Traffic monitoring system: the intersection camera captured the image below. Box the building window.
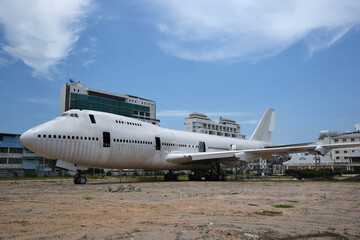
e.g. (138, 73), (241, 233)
(10, 148), (23, 154)
(344, 150), (347, 154)
(0, 158), (7, 164)
(351, 139), (355, 142)
(0, 147), (8, 153)
(334, 140), (338, 143)
(8, 158), (22, 164)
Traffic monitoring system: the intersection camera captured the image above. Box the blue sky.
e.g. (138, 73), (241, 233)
(0, 0), (359, 144)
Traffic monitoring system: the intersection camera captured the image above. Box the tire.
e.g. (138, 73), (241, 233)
(79, 176), (87, 184)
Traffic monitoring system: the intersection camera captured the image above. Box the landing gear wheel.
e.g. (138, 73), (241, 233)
(74, 174), (87, 184)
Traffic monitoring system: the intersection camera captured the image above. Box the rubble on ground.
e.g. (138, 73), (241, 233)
(107, 184), (141, 193)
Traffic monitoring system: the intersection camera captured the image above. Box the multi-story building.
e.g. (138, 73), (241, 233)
(184, 112), (246, 139)
(60, 82), (159, 125)
(0, 133), (23, 177)
(0, 133), (58, 177)
(284, 124), (360, 173)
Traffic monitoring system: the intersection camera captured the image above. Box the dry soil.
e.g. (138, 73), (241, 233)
(0, 179), (359, 240)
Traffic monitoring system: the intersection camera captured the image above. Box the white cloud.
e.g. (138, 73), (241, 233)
(150, 0), (360, 61)
(0, 0), (93, 78)
(26, 98), (51, 104)
(239, 120), (259, 125)
(157, 110), (191, 117)
(81, 37), (98, 67)
(157, 110), (253, 118)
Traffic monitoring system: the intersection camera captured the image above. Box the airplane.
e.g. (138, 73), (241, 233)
(20, 108), (360, 184)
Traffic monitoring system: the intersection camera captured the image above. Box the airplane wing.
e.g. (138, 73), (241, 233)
(165, 142), (360, 164)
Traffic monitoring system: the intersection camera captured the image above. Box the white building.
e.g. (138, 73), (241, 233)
(284, 124), (360, 172)
(184, 112), (246, 139)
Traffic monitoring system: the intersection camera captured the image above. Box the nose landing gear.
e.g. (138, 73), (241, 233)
(74, 170), (87, 184)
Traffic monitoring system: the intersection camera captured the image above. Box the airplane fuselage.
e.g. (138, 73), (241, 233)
(20, 109), (270, 170)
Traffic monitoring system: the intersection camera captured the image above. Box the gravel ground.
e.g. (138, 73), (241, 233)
(0, 179), (359, 240)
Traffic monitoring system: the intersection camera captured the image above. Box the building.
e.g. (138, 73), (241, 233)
(184, 112), (246, 139)
(0, 133), (23, 177)
(284, 124), (360, 173)
(283, 155), (335, 170)
(60, 82), (159, 125)
(0, 133), (59, 177)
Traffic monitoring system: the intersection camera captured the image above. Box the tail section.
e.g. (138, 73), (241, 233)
(249, 108), (275, 143)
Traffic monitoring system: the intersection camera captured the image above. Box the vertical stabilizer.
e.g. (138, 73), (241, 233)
(249, 108), (275, 143)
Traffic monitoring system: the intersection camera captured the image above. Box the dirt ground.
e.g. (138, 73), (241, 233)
(0, 179), (359, 240)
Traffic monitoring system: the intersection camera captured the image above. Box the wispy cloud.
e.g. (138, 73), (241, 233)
(150, 0), (360, 62)
(26, 98), (53, 105)
(157, 110), (191, 117)
(157, 110), (253, 118)
(239, 120), (259, 125)
(81, 37), (98, 67)
(0, 0), (93, 79)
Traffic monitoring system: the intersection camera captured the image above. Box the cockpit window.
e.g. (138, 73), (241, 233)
(61, 113), (79, 118)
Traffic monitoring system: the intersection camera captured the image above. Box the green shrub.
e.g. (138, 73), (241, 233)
(25, 170), (37, 177)
(285, 169), (336, 179)
(340, 170), (354, 175)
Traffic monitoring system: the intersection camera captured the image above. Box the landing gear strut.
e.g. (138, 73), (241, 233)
(74, 170), (87, 184)
(204, 161), (227, 181)
(189, 162), (227, 181)
(164, 170), (178, 181)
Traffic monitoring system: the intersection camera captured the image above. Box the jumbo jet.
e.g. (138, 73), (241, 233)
(20, 108), (360, 184)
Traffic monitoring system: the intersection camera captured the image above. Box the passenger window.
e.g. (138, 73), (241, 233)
(89, 114), (96, 124)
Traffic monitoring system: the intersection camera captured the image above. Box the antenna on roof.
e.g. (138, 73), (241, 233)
(67, 71), (74, 84)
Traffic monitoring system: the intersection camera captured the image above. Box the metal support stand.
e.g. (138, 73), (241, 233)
(314, 153), (321, 169)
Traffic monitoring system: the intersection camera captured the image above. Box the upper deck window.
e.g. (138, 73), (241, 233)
(89, 114), (96, 124)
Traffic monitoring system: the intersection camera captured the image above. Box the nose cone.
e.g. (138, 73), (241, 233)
(20, 129), (36, 151)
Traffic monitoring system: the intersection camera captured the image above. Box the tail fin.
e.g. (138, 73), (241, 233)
(249, 108), (275, 142)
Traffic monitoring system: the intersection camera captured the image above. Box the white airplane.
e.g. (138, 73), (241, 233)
(20, 108), (360, 184)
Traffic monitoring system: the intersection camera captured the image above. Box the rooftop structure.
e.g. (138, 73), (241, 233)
(60, 82), (159, 125)
(184, 112), (246, 139)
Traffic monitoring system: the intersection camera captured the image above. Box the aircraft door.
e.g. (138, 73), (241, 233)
(230, 144), (236, 150)
(199, 141), (206, 152)
(103, 132), (111, 148)
(155, 137), (161, 150)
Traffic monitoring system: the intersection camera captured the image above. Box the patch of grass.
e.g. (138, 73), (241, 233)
(262, 210), (283, 215)
(83, 195), (93, 200)
(287, 200), (299, 203)
(272, 204), (294, 208)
